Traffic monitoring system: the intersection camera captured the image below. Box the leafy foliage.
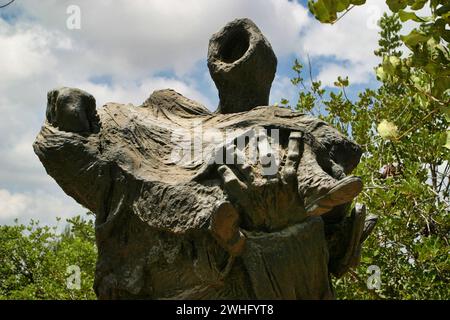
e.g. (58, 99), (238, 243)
(282, 13), (449, 299)
(308, 0), (450, 148)
(0, 215), (97, 299)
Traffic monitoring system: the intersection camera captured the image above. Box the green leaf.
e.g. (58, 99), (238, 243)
(409, 0), (428, 10)
(308, 0), (368, 23)
(336, 0), (351, 12)
(401, 29), (430, 48)
(433, 75), (450, 97)
(444, 131), (450, 149)
(382, 56), (402, 76)
(389, 55), (401, 68)
(398, 10), (427, 22)
(435, 3), (450, 16)
(350, 0), (366, 4)
(441, 107), (450, 122)
(376, 66), (387, 81)
(308, 0), (337, 23)
(334, 76), (350, 87)
(424, 62), (440, 76)
(386, 0), (408, 12)
(441, 29), (450, 42)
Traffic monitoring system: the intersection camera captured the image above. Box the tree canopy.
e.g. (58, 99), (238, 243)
(280, 9), (449, 299)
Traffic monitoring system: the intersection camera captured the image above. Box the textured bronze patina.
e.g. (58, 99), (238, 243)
(34, 19), (376, 299)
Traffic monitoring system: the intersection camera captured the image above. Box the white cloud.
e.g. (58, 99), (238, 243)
(14, 0), (310, 78)
(300, 0), (388, 86)
(0, 188), (85, 225)
(78, 77), (213, 108)
(315, 62), (374, 87)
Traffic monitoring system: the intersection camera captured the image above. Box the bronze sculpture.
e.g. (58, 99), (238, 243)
(34, 18), (376, 299)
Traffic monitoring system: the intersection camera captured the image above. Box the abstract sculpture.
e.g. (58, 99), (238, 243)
(34, 18), (376, 299)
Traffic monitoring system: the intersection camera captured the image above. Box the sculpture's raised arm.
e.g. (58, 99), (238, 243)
(33, 88), (107, 215)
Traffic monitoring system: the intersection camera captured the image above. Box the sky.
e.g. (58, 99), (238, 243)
(0, 0), (391, 226)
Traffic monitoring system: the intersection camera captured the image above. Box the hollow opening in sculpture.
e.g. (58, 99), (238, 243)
(218, 27), (250, 63)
